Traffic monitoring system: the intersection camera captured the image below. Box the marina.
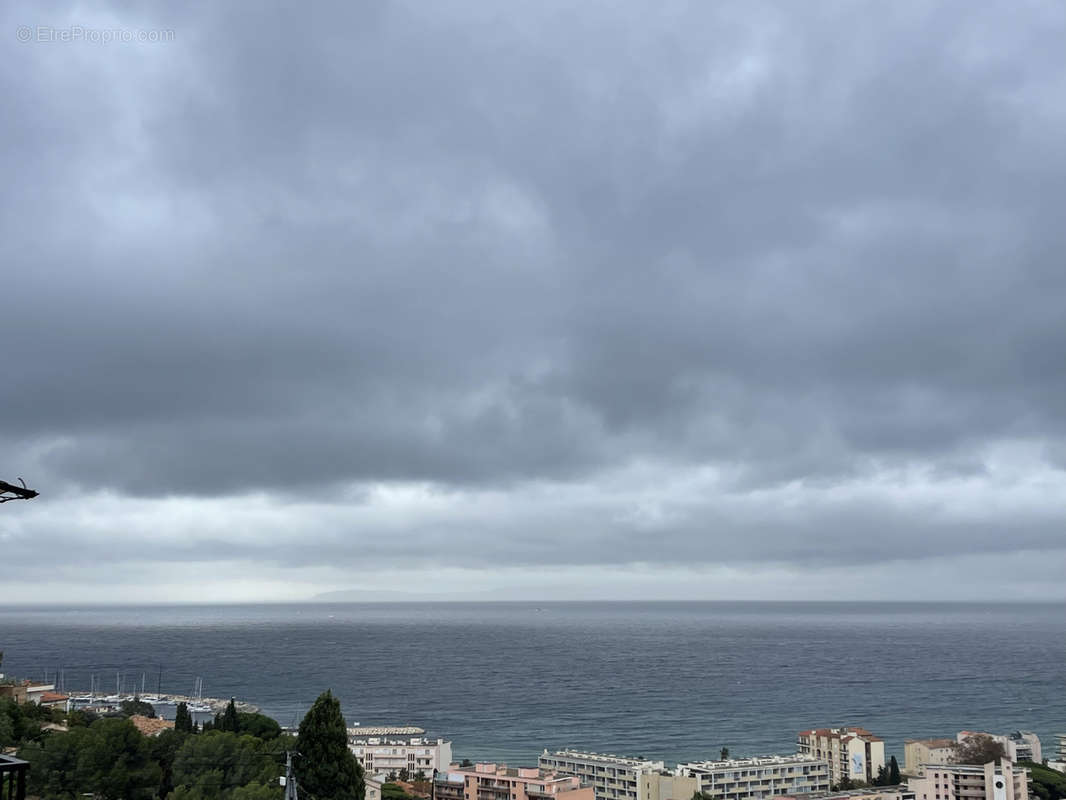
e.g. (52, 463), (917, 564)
(60, 672), (259, 718)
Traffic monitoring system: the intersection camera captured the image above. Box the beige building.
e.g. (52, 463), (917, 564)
(904, 740), (957, 776)
(366, 774), (385, 800)
(798, 728), (885, 787)
(676, 754), (832, 800)
(906, 761), (1027, 800)
(539, 750), (666, 800)
(434, 763), (595, 800)
(640, 773), (701, 800)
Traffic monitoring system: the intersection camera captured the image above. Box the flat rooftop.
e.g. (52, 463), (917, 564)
(347, 726), (426, 736)
(542, 750), (665, 767)
(679, 755), (828, 770)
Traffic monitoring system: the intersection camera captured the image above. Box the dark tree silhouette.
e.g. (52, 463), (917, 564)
(0, 478), (38, 503)
(954, 734), (1008, 765)
(295, 690), (364, 800)
(889, 756), (901, 784)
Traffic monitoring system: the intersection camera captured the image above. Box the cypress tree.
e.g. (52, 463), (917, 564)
(222, 698), (240, 733)
(888, 756), (901, 785)
(295, 690), (364, 800)
(174, 702), (193, 733)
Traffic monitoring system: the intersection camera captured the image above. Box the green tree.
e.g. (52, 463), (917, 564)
(172, 730), (280, 798)
(383, 784), (415, 800)
(22, 724), (86, 798)
(1021, 761), (1066, 800)
(150, 727), (187, 799)
(888, 756), (901, 785)
(175, 702), (194, 733)
(231, 782), (283, 800)
(398, 767), (410, 782)
(26, 717), (161, 800)
(953, 734), (1007, 765)
(295, 691), (364, 800)
(414, 769), (427, 783)
(720, 747), (729, 761)
(120, 698), (158, 719)
(68, 708), (99, 728)
(874, 766), (888, 786)
(236, 712), (281, 741)
(217, 699), (240, 733)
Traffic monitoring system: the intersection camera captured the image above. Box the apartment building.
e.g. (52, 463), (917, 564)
(798, 728), (885, 786)
(1048, 735), (1066, 772)
(907, 760), (1028, 800)
(539, 750), (666, 800)
(676, 754), (832, 800)
(640, 773), (701, 800)
(365, 775), (384, 800)
(347, 737), (452, 775)
(956, 732), (1041, 764)
(775, 788), (916, 800)
(904, 740), (957, 776)
(434, 763), (595, 800)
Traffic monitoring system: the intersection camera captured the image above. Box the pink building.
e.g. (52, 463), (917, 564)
(434, 763), (595, 800)
(907, 760), (1028, 800)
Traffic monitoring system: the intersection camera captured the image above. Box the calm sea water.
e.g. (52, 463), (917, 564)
(1, 602), (1064, 764)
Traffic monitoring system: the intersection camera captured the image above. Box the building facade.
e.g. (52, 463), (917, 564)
(906, 761), (1027, 800)
(798, 729), (885, 786)
(775, 788), (916, 800)
(955, 732), (1041, 764)
(1048, 735), (1066, 772)
(640, 773), (701, 800)
(904, 740), (957, 776)
(434, 763), (595, 800)
(365, 775), (384, 800)
(539, 750), (666, 800)
(348, 737), (452, 776)
(676, 755), (831, 800)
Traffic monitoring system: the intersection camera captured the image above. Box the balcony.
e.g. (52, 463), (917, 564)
(0, 755), (28, 800)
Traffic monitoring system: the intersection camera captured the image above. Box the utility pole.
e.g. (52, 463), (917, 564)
(284, 751), (299, 800)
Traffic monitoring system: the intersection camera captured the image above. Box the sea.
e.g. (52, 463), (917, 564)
(1, 602), (1064, 765)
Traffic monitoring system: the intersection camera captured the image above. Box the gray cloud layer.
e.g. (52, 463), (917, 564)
(2, 1), (1066, 599)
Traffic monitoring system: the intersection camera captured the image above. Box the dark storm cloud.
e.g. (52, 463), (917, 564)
(2, 0), (1066, 586)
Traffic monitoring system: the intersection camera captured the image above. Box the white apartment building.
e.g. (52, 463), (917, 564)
(539, 749), (666, 800)
(348, 737), (452, 776)
(1048, 734), (1066, 772)
(798, 728), (886, 786)
(675, 754), (831, 800)
(907, 760), (1028, 800)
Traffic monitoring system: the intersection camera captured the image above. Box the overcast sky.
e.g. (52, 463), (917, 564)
(2, 1), (1065, 604)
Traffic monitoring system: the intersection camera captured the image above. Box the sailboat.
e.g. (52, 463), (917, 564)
(139, 672), (161, 704)
(187, 677), (212, 713)
(71, 674), (97, 704)
(103, 671), (123, 703)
